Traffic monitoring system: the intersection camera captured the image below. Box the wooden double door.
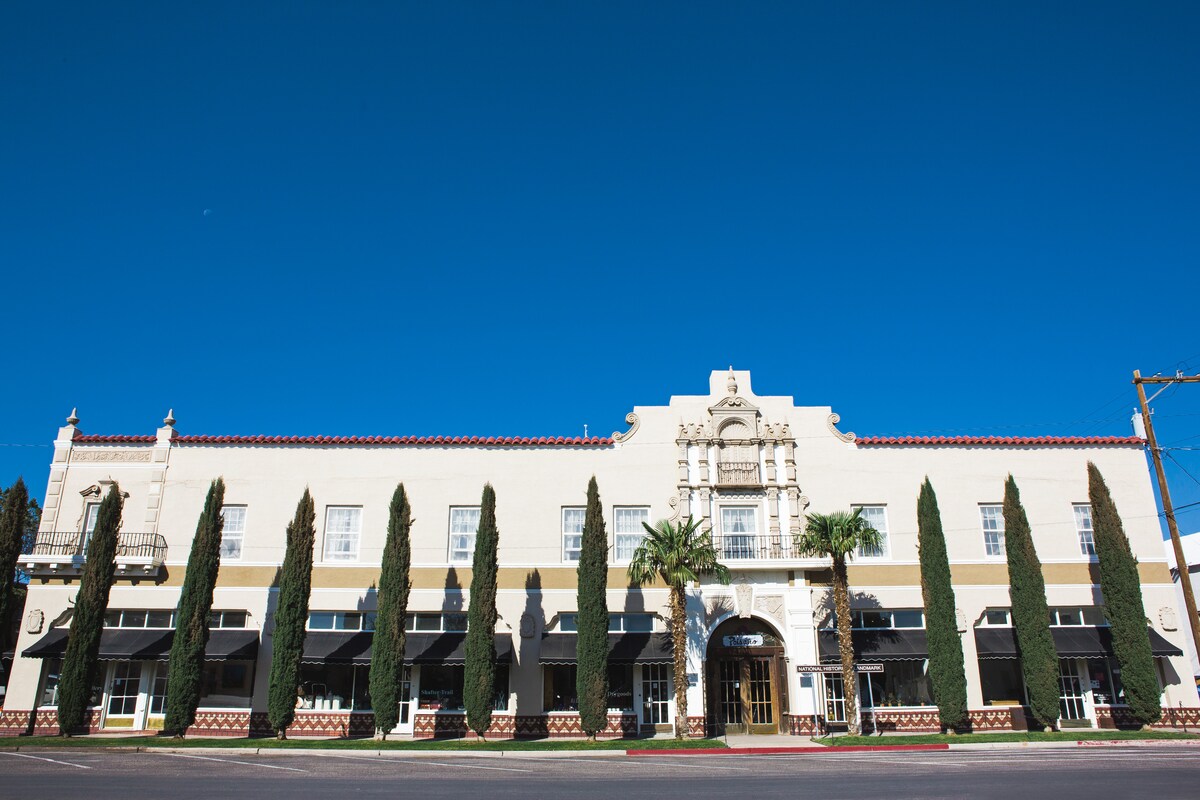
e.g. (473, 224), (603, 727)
(707, 618), (787, 735)
(713, 655), (783, 734)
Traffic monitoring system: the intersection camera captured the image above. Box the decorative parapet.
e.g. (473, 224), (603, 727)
(612, 412), (640, 443)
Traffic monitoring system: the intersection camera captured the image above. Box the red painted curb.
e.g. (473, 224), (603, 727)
(625, 744), (950, 756)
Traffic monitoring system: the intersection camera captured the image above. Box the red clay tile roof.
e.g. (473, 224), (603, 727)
(72, 433), (614, 447)
(855, 435), (1143, 447)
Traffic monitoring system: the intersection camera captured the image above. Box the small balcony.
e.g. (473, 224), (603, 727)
(18, 531), (167, 577)
(716, 461), (761, 486)
(712, 533), (795, 561)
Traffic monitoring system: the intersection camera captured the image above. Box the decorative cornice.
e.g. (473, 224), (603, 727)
(827, 413), (856, 443)
(611, 412), (640, 443)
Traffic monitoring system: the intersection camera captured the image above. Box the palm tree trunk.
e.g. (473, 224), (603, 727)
(833, 556), (860, 736)
(670, 584), (688, 739)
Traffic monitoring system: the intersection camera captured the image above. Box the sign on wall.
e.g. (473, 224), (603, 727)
(722, 634), (764, 648)
(795, 663), (884, 674)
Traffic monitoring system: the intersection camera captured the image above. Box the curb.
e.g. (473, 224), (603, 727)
(627, 744), (948, 756)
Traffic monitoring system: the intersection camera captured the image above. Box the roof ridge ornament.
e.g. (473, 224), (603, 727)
(727, 367), (737, 395)
(163, 409), (176, 427)
(66, 408), (79, 426)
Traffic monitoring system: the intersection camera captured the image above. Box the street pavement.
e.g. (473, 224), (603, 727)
(0, 744), (1196, 799)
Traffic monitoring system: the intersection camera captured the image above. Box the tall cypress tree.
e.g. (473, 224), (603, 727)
(1003, 475), (1060, 731)
(57, 483), (124, 735)
(370, 483), (413, 740)
(1087, 462), (1162, 726)
(464, 483), (499, 737)
(163, 478), (226, 737)
(576, 477), (609, 739)
(0, 478), (29, 656)
(267, 489), (316, 739)
(916, 478), (968, 731)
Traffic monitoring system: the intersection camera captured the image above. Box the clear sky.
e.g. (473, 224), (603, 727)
(2, 2), (1198, 535)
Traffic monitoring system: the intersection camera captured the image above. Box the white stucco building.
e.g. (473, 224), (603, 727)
(1, 370), (1196, 738)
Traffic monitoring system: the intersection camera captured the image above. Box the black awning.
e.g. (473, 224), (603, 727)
(974, 627), (1184, 659)
(818, 629), (929, 663)
(539, 633), (674, 665)
(22, 628), (260, 662)
(300, 631), (514, 665)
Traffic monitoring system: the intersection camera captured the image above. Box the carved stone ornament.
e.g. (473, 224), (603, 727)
(612, 412), (641, 443)
(1160, 606), (1179, 631)
(754, 594), (784, 625)
(26, 608), (45, 634)
(519, 612), (537, 639)
(667, 495), (681, 522)
(955, 607), (968, 633)
(826, 413), (856, 443)
(735, 582), (753, 619)
(72, 449), (153, 463)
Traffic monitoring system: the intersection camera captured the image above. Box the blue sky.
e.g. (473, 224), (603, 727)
(2, 2), (1198, 535)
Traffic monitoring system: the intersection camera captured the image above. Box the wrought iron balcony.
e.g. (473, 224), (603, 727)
(712, 533), (795, 561)
(716, 461), (761, 486)
(18, 531), (167, 577)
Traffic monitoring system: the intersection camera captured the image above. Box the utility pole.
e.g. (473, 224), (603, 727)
(1133, 369), (1200, 667)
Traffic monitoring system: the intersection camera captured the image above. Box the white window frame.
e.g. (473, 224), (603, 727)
(718, 505), (759, 559)
(323, 506), (362, 562)
(449, 506), (481, 563)
(82, 501), (101, 551)
(980, 504), (1005, 558)
(853, 505), (890, 559)
(561, 507), (585, 563)
(613, 506), (650, 562)
(1073, 504), (1096, 558)
(220, 505), (247, 561)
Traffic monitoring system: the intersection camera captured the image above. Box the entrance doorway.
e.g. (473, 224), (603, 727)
(706, 617), (787, 735)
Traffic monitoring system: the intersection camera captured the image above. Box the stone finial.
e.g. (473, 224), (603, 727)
(66, 408), (79, 426)
(726, 367), (737, 395)
(163, 409), (176, 427)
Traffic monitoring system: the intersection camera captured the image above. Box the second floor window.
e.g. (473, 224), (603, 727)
(308, 611), (376, 631)
(559, 613), (654, 632)
(220, 506), (247, 560)
(1073, 504), (1095, 557)
(324, 507), (362, 562)
(980, 505), (1005, 557)
(854, 506), (889, 558)
(720, 506), (757, 558)
(82, 502), (101, 550)
(562, 507), (585, 562)
(614, 507), (650, 561)
(449, 507), (481, 563)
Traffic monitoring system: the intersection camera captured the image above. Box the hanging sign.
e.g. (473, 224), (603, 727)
(722, 634), (764, 648)
(795, 664), (884, 674)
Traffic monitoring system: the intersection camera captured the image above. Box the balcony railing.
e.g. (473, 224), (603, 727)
(716, 461), (761, 486)
(20, 531), (167, 576)
(712, 533), (795, 560)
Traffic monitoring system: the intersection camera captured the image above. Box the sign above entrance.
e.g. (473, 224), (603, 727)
(722, 634), (764, 648)
(795, 664), (884, 674)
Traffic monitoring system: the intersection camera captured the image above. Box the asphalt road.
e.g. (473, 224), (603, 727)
(0, 745), (1196, 800)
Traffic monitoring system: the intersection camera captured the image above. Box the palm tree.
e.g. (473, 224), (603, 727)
(796, 509), (883, 737)
(628, 516), (731, 739)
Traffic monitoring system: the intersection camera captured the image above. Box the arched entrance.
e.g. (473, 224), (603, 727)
(706, 617), (788, 735)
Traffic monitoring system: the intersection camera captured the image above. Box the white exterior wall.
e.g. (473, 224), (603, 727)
(5, 369), (1198, 734)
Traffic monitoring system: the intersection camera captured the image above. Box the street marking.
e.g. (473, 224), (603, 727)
(307, 753), (532, 773)
(0, 751), (92, 770)
(510, 755), (753, 771)
(153, 752), (306, 772)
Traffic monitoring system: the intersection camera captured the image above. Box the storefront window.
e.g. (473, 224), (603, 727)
(39, 659), (103, 707)
(544, 665), (578, 711)
(608, 664), (634, 711)
(1087, 657), (1125, 705)
(297, 664), (365, 710)
(198, 661), (255, 708)
(417, 665), (508, 711)
(979, 660), (1025, 707)
(858, 660), (933, 707)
